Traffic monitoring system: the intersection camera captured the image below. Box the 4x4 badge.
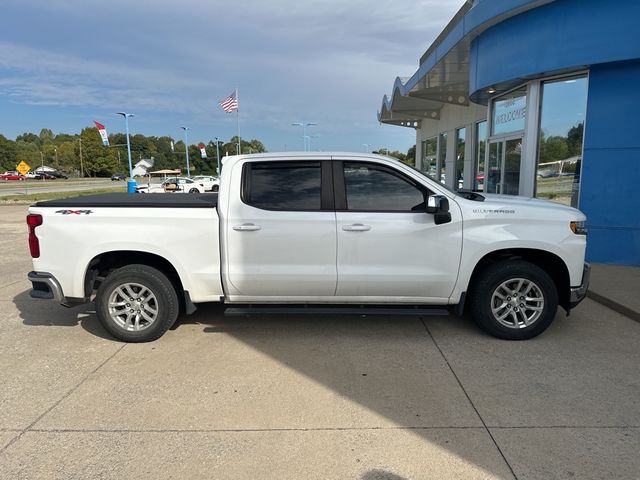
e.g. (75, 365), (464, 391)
(55, 209), (93, 215)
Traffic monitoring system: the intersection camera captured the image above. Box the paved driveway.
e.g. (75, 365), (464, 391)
(1, 205), (638, 479)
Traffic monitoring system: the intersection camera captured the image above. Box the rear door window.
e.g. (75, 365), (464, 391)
(243, 161), (322, 211)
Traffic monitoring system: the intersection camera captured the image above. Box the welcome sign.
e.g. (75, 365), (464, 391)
(493, 95), (527, 135)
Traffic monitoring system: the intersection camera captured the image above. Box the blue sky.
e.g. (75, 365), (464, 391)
(0, 0), (462, 153)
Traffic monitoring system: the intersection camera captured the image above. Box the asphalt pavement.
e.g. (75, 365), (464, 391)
(1, 204), (638, 479)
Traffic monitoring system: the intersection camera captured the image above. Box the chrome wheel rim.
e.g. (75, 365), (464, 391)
(490, 278), (544, 329)
(108, 282), (158, 331)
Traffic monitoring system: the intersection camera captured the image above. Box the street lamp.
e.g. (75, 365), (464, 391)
(181, 126), (190, 177)
(214, 137), (221, 176)
(116, 112), (135, 193)
(292, 122), (317, 152)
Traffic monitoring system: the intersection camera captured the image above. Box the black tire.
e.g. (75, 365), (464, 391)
(212, 185), (219, 193)
(189, 188), (199, 193)
(468, 260), (558, 340)
(95, 264), (179, 342)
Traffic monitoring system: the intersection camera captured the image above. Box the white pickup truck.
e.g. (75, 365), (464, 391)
(26, 153), (590, 342)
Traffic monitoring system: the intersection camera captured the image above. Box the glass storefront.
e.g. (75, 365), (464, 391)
(455, 128), (466, 190)
(536, 76), (588, 207)
(417, 75), (586, 200)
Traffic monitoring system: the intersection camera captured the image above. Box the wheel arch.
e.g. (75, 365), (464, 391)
(84, 250), (193, 313)
(465, 248), (571, 313)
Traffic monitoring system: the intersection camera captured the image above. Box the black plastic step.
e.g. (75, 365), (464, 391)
(224, 305), (450, 317)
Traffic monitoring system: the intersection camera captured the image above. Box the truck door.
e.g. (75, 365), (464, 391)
(223, 159), (337, 299)
(334, 160), (462, 301)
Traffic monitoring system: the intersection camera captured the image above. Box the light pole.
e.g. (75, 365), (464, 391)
(214, 137), (221, 176)
(292, 122), (317, 151)
(54, 148), (58, 169)
(116, 112), (135, 193)
(305, 135), (319, 151)
(181, 126), (190, 177)
(363, 143), (370, 153)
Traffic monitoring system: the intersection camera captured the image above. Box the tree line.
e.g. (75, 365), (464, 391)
(0, 127), (266, 177)
(0, 127), (416, 177)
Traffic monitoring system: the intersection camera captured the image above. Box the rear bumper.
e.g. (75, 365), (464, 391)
(569, 262), (591, 308)
(28, 271), (87, 307)
(28, 271), (64, 302)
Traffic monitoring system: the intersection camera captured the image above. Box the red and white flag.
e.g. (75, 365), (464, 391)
(198, 143), (207, 158)
(94, 121), (109, 146)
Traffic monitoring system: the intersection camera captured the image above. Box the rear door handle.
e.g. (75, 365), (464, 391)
(342, 223), (371, 232)
(233, 223), (262, 231)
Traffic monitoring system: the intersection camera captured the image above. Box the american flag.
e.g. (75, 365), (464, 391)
(219, 90), (238, 113)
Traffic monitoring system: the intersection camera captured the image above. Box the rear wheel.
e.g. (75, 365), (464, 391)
(468, 260), (558, 340)
(95, 264), (179, 342)
(189, 187), (199, 193)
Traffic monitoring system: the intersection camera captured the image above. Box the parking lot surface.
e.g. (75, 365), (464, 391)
(1, 205), (639, 479)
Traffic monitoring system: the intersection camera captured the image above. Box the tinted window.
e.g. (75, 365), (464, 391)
(245, 161), (321, 210)
(344, 162), (427, 212)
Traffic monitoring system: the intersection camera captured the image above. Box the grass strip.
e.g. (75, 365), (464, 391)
(0, 188), (125, 204)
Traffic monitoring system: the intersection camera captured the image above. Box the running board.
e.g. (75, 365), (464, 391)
(224, 305), (450, 317)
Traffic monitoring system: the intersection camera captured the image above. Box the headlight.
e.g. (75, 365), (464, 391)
(570, 221), (587, 235)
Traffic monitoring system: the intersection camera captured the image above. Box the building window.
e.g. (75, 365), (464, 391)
(455, 128), (466, 190)
(474, 121), (487, 191)
(438, 133), (447, 184)
(491, 86), (527, 136)
(536, 76), (588, 207)
(422, 136), (437, 177)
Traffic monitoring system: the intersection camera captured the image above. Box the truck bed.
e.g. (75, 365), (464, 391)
(34, 192), (218, 208)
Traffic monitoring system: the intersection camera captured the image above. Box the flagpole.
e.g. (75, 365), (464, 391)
(236, 88), (241, 155)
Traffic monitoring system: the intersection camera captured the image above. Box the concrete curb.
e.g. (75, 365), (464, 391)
(587, 291), (640, 324)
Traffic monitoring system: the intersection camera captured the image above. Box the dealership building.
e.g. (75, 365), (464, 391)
(379, 0), (639, 265)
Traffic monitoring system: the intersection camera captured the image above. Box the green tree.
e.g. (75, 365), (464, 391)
(80, 127), (119, 176)
(0, 134), (18, 171)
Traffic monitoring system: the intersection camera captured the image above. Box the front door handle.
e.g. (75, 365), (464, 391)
(233, 223), (262, 231)
(342, 223), (371, 232)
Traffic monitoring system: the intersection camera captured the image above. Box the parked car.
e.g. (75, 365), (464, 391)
(111, 173), (127, 181)
(0, 171), (25, 181)
(50, 171), (69, 179)
(136, 177), (205, 194)
(191, 175), (219, 192)
(27, 152), (589, 343)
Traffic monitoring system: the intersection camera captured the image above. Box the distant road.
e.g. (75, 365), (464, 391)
(0, 179), (126, 197)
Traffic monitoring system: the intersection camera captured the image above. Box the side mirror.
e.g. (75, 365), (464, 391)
(426, 194), (452, 225)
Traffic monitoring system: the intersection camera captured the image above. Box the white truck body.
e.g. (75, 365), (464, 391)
(27, 153), (590, 341)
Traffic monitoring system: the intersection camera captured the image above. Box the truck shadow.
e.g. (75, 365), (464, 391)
(12, 289), (116, 341)
(176, 303), (517, 477)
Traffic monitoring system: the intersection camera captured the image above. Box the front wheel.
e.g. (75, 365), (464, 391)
(95, 264), (179, 342)
(468, 260), (558, 340)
